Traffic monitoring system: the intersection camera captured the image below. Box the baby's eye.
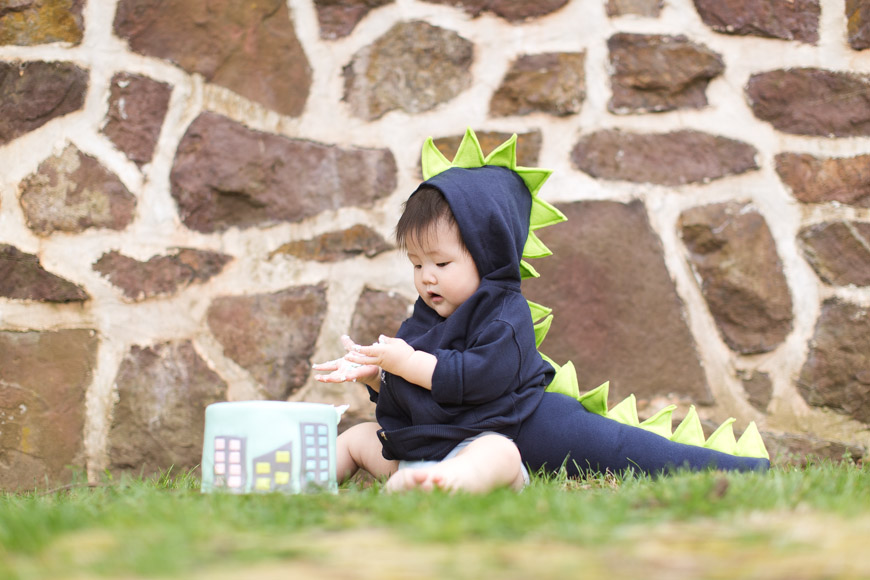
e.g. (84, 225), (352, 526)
(436, 262), (450, 268)
(413, 264), (422, 270)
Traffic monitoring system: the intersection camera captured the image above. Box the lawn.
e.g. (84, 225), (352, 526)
(1, 461), (868, 579)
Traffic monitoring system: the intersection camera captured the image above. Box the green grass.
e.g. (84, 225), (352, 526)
(1, 461), (868, 579)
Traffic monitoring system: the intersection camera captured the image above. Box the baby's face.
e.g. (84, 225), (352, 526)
(406, 219), (480, 318)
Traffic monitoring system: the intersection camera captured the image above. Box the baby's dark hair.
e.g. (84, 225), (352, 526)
(395, 185), (465, 252)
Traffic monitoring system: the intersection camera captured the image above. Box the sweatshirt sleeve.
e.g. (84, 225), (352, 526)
(429, 319), (523, 406)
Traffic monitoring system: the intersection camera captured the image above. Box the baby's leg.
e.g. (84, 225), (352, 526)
(336, 422), (398, 483)
(386, 434), (525, 494)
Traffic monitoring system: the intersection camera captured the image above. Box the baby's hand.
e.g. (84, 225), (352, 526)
(312, 356), (363, 383)
(345, 335), (415, 376)
(312, 335), (381, 389)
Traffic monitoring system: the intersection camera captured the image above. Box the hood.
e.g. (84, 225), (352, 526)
(419, 165), (532, 285)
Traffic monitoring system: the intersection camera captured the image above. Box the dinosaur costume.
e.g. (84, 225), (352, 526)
(372, 129), (770, 476)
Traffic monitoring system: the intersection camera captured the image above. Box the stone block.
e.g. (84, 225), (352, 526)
(524, 200), (712, 404)
(207, 285), (328, 400)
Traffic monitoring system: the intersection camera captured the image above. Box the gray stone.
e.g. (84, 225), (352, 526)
(102, 73), (172, 166)
(606, 0), (662, 17)
(0, 60), (87, 145)
(207, 285), (328, 400)
(524, 200), (713, 404)
(747, 68), (870, 137)
(93, 248), (233, 301)
(270, 225), (393, 263)
(571, 129), (758, 185)
(0, 329), (97, 490)
(775, 153), (870, 208)
(170, 113), (397, 233)
(608, 33), (724, 113)
(490, 52), (585, 117)
(679, 202), (794, 354)
(19, 145), (137, 235)
(108, 341), (227, 476)
(314, 0), (394, 39)
(0, 244), (88, 302)
(421, 0), (569, 20)
(0, 0), (84, 46)
(693, 0), (820, 44)
(799, 222), (870, 287)
(343, 21), (473, 121)
(114, 0), (311, 117)
(799, 299), (870, 425)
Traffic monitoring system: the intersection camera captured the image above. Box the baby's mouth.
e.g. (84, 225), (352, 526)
(428, 291), (443, 303)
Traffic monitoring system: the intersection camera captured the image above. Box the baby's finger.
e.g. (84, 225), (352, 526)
(312, 358), (341, 371)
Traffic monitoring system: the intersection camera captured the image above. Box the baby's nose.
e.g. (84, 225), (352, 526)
(421, 266), (437, 283)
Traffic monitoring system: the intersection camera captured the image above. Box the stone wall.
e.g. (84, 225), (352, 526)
(1, 0), (868, 489)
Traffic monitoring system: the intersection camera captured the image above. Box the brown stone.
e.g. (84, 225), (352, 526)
(571, 129), (758, 185)
(764, 432), (864, 466)
(349, 287), (413, 347)
(270, 225), (393, 263)
(421, 0), (569, 20)
(490, 52), (585, 117)
(798, 299), (870, 424)
(0, 244), (88, 302)
(738, 369), (773, 412)
(170, 113), (397, 233)
(0, 0), (84, 46)
(775, 153), (870, 208)
(693, 0), (820, 44)
(524, 200), (712, 404)
(93, 248), (233, 300)
(342, 21), (473, 121)
(608, 33), (724, 113)
(847, 0), (870, 50)
(747, 68), (870, 137)
(799, 222), (870, 287)
(679, 201), (794, 354)
(432, 130), (542, 169)
(114, 0), (311, 117)
(0, 329), (97, 490)
(108, 341), (227, 476)
(102, 73), (172, 166)
(19, 145), (137, 235)
(207, 285), (328, 400)
(314, 0), (394, 39)
(606, 0), (662, 17)
(0, 60), (87, 145)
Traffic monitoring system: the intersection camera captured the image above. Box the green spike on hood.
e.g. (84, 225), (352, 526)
(419, 128), (564, 344)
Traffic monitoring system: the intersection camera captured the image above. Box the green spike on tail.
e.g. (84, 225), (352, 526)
(640, 405), (676, 439)
(671, 405), (706, 447)
(545, 366), (769, 459)
(609, 394), (640, 427)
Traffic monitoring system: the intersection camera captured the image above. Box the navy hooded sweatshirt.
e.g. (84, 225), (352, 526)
(373, 166), (554, 461)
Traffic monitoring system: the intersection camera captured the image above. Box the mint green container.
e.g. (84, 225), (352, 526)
(201, 401), (347, 494)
